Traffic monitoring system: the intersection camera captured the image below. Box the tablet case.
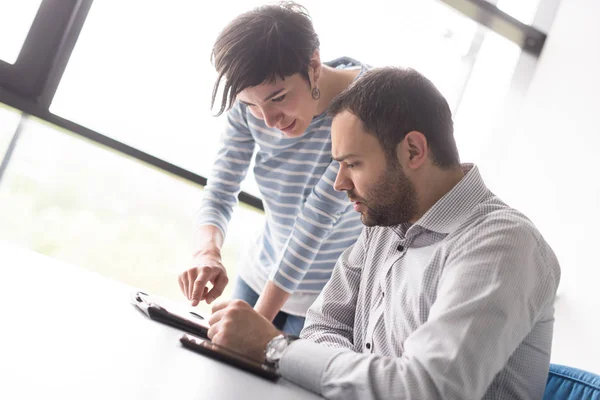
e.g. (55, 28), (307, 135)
(131, 291), (209, 339)
(180, 334), (279, 381)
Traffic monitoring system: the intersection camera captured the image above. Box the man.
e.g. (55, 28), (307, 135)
(207, 67), (561, 399)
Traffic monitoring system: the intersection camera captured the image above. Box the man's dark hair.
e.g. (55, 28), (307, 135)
(211, 1), (320, 116)
(329, 67), (460, 169)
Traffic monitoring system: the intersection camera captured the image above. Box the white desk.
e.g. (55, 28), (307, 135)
(0, 241), (321, 400)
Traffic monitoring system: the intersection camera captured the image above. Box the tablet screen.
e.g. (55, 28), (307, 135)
(134, 291), (210, 330)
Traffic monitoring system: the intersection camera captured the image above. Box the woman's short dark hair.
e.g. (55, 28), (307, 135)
(211, 1), (320, 116)
(329, 67), (460, 169)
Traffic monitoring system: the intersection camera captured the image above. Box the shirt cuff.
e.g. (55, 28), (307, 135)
(278, 339), (349, 395)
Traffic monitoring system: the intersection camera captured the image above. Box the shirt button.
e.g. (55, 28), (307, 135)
(366, 343), (371, 350)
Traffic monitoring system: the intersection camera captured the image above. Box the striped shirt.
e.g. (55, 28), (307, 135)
(280, 164), (561, 399)
(197, 58), (367, 316)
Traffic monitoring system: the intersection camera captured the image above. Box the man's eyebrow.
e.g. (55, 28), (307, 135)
(333, 153), (358, 162)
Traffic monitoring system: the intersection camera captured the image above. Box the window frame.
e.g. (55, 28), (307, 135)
(0, 0), (558, 214)
(0, 0), (80, 100)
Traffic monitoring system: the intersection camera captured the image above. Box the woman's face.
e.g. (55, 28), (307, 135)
(236, 71), (320, 138)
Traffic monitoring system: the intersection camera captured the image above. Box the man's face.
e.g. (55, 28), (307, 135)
(332, 111), (418, 226)
(237, 73), (318, 138)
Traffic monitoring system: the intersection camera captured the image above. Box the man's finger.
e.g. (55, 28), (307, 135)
(210, 299), (231, 315)
(208, 306), (228, 326)
(207, 320), (221, 341)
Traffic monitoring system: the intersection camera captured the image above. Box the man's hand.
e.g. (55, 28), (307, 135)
(208, 300), (281, 362)
(178, 251), (228, 306)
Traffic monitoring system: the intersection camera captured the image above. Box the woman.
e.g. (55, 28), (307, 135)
(178, 1), (367, 336)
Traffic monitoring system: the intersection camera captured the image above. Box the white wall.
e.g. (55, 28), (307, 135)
(480, 0), (600, 375)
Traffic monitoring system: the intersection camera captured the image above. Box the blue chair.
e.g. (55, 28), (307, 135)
(544, 364), (600, 399)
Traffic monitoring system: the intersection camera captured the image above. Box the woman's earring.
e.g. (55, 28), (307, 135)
(311, 87), (321, 100)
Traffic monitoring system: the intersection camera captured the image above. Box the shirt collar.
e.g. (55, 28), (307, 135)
(390, 164), (489, 238)
(416, 163), (489, 234)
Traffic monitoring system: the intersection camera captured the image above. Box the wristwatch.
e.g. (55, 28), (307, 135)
(264, 333), (299, 369)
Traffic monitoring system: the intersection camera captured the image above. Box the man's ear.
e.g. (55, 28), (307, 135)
(397, 131), (428, 170)
(309, 49), (322, 86)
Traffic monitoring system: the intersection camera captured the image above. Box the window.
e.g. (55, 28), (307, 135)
(0, 115), (264, 314)
(0, 0), (80, 98)
(51, 1), (268, 198)
(0, 0), (555, 309)
(0, 0), (43, 64)
(453, 29), (522, 167)
(50, 0), (500, 199)
(0, 105), (21, 162)
(306, 0), (479, 110)
(495, 0), (542, 24)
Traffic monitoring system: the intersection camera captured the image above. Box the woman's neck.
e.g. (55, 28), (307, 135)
(315, 65), (361, 116)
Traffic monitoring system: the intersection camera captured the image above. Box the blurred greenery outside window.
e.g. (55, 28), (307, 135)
(0, 104), (263, 314)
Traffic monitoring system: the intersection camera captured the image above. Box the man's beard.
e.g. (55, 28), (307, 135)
(349, 163), (418, 227)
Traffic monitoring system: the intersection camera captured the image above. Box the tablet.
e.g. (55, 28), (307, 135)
(180, 334), (279, 381)
(131, 291), (209, 338)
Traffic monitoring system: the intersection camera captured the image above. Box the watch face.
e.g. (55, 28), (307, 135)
(266, 335), (288, 361)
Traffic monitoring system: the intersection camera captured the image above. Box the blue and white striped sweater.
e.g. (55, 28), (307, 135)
(197, 58), (366, 313)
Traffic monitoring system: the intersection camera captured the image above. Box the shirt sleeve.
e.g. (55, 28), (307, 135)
(195, 103), (256, 238)
(279, 217), (560, 399)
(269, 160), (354, 293)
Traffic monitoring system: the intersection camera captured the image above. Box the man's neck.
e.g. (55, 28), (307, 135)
(410, 166), (465, 224)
